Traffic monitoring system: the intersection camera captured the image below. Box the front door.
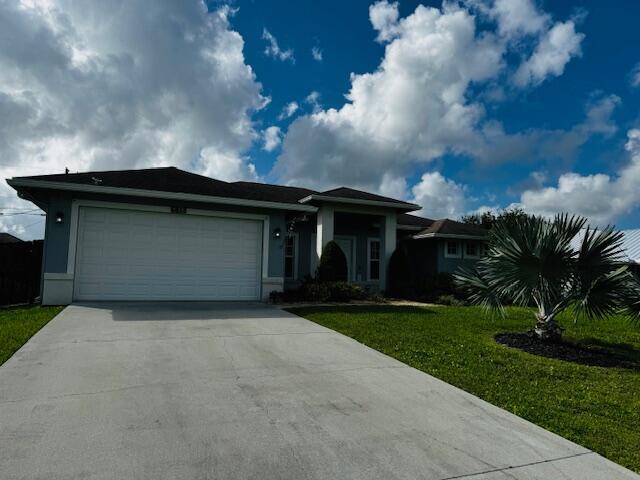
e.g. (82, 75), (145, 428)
(334, 237), (354, 281)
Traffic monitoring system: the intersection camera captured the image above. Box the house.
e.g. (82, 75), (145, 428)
(7, 167), (487, 305)
(0, 232), (24, 244)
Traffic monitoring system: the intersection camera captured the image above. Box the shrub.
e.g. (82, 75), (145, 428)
(327, 282), (367, 302)
(387, 246), (412, 298)
(317, 241), (348, 282)
(434, 294), (466, 306)
(269, 279), (369, 304)
(420, 272), (465, 303)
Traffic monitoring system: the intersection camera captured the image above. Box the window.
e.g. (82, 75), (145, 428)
(465, 242), (479, 258)
(445, 241), (460, 258)
(284, 234), (297, 279)
(368, 239), (381, 281)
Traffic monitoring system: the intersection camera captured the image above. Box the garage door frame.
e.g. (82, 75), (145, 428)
(67, 199), (270, 301)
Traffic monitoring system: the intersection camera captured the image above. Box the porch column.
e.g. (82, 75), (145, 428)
(316, 205), (334, 262)
(380, 212), (397, 291)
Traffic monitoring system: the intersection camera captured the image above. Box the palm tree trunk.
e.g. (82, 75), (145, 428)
(533, 314), (562, 342)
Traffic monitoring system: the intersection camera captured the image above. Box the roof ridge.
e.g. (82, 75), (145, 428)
(233, 180), (318, 192)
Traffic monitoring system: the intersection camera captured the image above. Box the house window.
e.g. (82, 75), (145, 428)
(368, 239), (381, 281)
(445, 241), (460, 258)
(466, 242), (479, 258)
(284, 234), (297, 279)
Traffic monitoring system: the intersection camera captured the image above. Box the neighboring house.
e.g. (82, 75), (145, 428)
(7, 167), (487, 305)
(571, 228), (640, 265)
(0, 232), (23, 244)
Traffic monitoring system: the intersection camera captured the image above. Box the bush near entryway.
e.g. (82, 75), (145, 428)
(387, 245), (412, 298)
(316, 240), (348, 282)
(269, 278), (370, 304)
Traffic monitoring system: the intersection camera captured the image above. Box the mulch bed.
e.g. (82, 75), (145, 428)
(495, 332), (640, 370)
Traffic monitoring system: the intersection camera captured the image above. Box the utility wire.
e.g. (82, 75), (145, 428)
(21, 218), (45, 230)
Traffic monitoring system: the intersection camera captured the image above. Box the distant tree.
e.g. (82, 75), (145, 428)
(455, 213), (640, 342)
(460, 207), (527, 230)
(317, 241), (348, 282)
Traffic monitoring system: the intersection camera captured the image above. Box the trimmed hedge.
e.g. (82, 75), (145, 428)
(317, 241), (348, 282)
(387, 246), (412, 298)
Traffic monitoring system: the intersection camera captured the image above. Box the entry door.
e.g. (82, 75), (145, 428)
(334, 237), (354, 281)
(73, 207), (262, 301)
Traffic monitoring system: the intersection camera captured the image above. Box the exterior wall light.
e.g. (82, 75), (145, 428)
(273, 227), (281, 239)
(55, 212), (64, 224)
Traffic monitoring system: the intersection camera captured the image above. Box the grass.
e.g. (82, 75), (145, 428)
(0, 305), (64, 366)
(288, 305), (640, 473)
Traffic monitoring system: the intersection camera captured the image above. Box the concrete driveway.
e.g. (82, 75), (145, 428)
(0, 303), (637, 480)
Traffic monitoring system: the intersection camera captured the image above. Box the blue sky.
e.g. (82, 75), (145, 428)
(1, 0), (639, 238)
(230, 0), (640, 227)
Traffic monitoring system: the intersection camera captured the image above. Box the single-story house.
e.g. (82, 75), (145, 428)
(7, 167), (488, 305)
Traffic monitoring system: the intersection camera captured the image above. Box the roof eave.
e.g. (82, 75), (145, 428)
(298, 194), (420, 212)
(7, 178), (319, 213)
(413, 232), (488, 240)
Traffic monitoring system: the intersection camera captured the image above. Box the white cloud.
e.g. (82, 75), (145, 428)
(369, 1), (401, 42)
(513, 20), (584, 87)
(630, 62), (640, 88)
(411, 172), (467, 219)
(518, 129), (640, 225)
(275, 0), (586, 195)
(0, 0), (266, 238)
(305, 91), (321, 112)
(262, 126), (282, 152)
(262, 28), (295, 63)
(473, 0), (550, 38)
(311, 46), (323, 62)
(278, 101), (299, 120)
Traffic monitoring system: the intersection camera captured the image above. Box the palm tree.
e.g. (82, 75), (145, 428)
(454, 214), (640, 341)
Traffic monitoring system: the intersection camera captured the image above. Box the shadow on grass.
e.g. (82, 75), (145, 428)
(286, 305), (438, 317)
(496, 332), (640, 370)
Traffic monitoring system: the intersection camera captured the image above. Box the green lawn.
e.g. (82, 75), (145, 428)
(0, 305), (64, 366)
(288, 305), (640, 473)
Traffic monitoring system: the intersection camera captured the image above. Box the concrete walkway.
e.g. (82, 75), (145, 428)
(0, 303), (637, 480)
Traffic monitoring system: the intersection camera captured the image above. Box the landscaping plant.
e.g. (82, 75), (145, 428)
(454, 213), (640, 341)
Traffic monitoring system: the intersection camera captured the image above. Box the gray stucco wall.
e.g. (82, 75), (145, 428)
(43, 194), (72, 273)
(436, 240), (483, 273)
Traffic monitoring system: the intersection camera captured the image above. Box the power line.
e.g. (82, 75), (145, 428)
(21, 218), (45, 230)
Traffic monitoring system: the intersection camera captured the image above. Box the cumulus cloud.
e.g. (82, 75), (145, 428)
(278, 101), (299, 120)
(518, 129), (640, 225)
(0, 0), (266, 238)
(262, 28), (295, 63)
(630, 62), (640, 88)
(411, 172), (467, 219)
(473, 94), (620, 166)
(369, 1), (401, 42)
(262, 126), (282, 152)
(311, 47), (323, 62)
(305, 91), (321, 113)
(513, 20), (584, 87)
(273, 0), (585, 198)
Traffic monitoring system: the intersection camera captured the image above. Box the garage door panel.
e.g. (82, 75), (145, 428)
(74, 207), (262, 301)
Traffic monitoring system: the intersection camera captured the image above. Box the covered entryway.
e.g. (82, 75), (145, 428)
(73, 207), (262, 301)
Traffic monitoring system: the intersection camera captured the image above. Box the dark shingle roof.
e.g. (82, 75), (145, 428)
(0, 232), (23, 243)
(13, 167), (318, 206)
(11, 167), (418, 210)
(397, 213), (434, 228)
(319, 187), (416, 206)
(416, 219), (488, 238)
(232, 181), (317, 204)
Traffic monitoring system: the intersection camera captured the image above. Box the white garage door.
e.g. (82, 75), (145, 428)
(74, 207), (262, 301)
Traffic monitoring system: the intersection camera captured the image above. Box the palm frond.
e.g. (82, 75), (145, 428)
(454, 266), (505, 317)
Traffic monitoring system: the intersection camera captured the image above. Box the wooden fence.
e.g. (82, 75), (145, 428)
(0, 240), (43, 306)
